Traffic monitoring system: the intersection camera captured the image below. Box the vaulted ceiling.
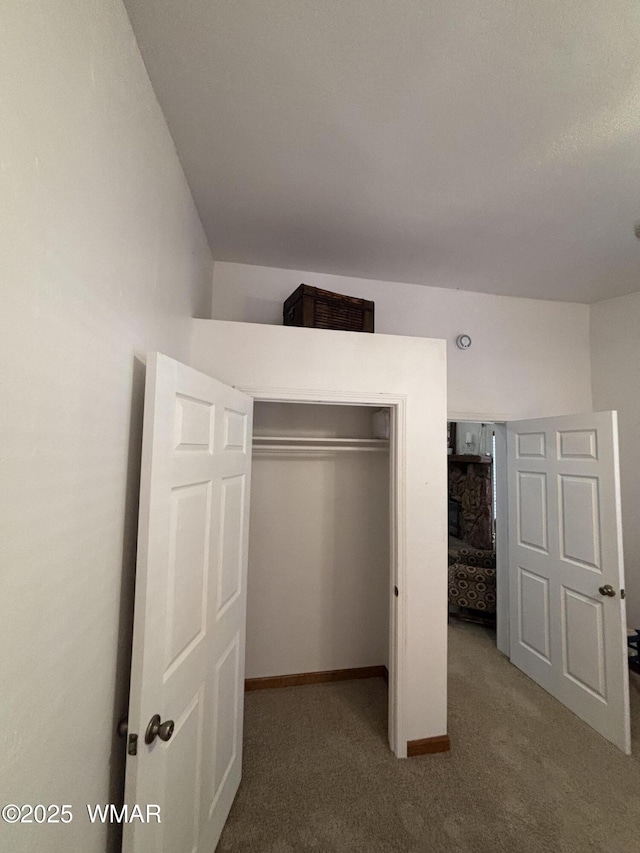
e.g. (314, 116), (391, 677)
(124, 0), (640, 302)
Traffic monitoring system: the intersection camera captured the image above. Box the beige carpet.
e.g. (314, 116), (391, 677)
(217, 622), (640, 852)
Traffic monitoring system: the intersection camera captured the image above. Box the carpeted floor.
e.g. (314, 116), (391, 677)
(217, 622), (640, 852)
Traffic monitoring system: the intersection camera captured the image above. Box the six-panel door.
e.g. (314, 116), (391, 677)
(507, 412), (630, 753)
(124, 353), (253, 852)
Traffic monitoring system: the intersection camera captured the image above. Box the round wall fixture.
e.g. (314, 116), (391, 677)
(456, 334), (472, 350)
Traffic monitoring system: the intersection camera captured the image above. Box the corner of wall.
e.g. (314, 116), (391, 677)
(588, 301), (596, 407)
(210, 259), (216, 320)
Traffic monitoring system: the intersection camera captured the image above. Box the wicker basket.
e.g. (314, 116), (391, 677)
(283, 284), (374, 333)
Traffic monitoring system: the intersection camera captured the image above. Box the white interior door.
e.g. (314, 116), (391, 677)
(123, 353), (253, 852)
(507, 411), (630, 753)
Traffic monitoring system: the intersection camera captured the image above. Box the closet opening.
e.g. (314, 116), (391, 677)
(244, 401), (395, 751)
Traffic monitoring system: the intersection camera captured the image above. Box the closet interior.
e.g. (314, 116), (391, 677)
(245, 401), (392, 701)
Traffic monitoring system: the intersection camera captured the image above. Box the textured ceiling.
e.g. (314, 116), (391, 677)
(124, 0), (640, 302)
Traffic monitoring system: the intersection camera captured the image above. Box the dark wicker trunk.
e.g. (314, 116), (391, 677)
(283, 284), (374, 333)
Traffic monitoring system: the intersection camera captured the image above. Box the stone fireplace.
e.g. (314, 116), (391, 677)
(448, 457), (493, 550)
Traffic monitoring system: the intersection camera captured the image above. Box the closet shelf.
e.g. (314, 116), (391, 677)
(252, 436), (389, 454)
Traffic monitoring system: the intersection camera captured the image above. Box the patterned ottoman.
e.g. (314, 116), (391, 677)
(448, 547), (496, 615)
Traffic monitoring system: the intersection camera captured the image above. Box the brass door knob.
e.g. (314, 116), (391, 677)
(145, 714), (175, 744)
(598, 584), (616, 597)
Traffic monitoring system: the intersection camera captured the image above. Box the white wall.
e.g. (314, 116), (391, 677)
(191, 320), (448, 753)
(591, 294), (640, 628)
(248, 403), (389, 678)
(0, 3), (212, 852)
(212, 262), (593, 420)
(253, 401), (380, 438)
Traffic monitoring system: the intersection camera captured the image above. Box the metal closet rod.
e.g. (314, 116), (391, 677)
(252, 445), (389, 454)
(251, 436), (390, 453)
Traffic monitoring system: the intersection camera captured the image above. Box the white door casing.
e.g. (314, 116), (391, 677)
(507, 411), (630, 753)
(124, 353), (253, 852)
(191, 320), (449, 753)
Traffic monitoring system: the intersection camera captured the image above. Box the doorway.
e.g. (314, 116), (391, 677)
(447, 413), (631, 755)
(447, 420), (499, 636)
(245, 400), (397, 751)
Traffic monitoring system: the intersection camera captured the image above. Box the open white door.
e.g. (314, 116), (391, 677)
(507, 411), (630, 753)
(123, 353), (253, 852)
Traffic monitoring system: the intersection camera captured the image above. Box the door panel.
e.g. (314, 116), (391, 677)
(517, 471), (548, 552)
(558, 475), (601, 569)
(217, 475), (246, 613)
(163, 689), (203, 853)
(211, 636), (240, 804)
(124, 353), (253, 852)
(516, 431), (546, 458)
(557, 428), (597, 459)
(166, 482), (210, 669)
(518, 567), (551, 661)
(508, 411), (630, 753)
(561, 588), (606, 699)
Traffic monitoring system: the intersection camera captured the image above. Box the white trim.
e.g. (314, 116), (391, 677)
(494, 425), (510, 657)
(449, 411), (523, 423)
(242, 384), (408, 759)
(240, 385), (399, 406)
(390, 397), (408, 758)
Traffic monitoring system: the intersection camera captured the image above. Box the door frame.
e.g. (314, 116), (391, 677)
(241, 385), (407, 758)
(494, 424), (510, 657)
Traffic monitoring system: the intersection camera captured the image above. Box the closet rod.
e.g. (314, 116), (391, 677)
(252, 445), (389, 454)
(252, 436), (389, 452)
(252, 436), (387, 444)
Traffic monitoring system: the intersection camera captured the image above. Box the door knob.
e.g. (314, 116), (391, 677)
(598, 584), (616, 597)
(145, 714), (175, 745)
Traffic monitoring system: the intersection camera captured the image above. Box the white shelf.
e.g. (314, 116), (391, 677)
(252, 435), (389, 454)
